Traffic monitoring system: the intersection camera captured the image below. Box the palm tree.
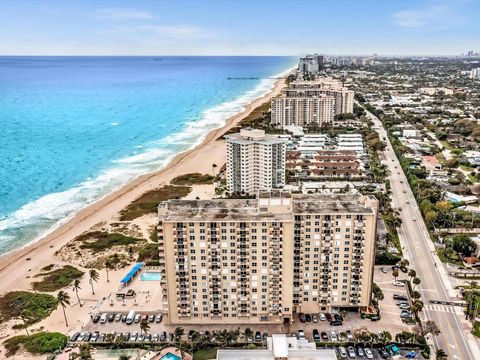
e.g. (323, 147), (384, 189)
(377, 331), (392, 346)
(140, 319), (150, 335)
(212, 163), (218, 177)
(89, 269), (99, 295)
(392, 269), (399, 283)
(20, 311), (30, 337)
(243, 327), (253, 342)
(105, 259), (114, 283)
(436, 349), (448, 360)
(118, 355), (131, 360)
(400, 259), (410, 269)
(73, 279), (82, 307)
(57, 290), (71, 327)
(413, 277), (421, 290)
(173, 326), (184, 341)
(408, 269), (417, 282)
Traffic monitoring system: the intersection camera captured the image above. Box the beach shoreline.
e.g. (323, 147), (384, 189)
(0, 71), (289, 295)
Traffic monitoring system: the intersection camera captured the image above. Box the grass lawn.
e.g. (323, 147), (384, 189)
(193, 348), (218, 360)
(76, 231), (144, 251)
(460, 164), (475, 172)
(171, 173), (215, 186)
(120, 185), (191, 221)
(473, 321), (480, 338)
(4, 332), (67, 357)
(437, 248), (464, 266)
(32, 265), (84, 292)
(440, 141), (452, 150)
(435, 152), (446, 165)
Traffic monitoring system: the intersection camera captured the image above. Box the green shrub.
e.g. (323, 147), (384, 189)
(120, 185), (191, 220)
(0, 291), (57, 327)
(32, 265), (84, 292)
(171, 173), (215, 185)
(137, 243), (160, 262)
(4, 332), (67, 357)
(76, 231), (144, 251)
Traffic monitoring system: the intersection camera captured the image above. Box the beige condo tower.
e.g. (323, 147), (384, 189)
(157, 192), (378, 325)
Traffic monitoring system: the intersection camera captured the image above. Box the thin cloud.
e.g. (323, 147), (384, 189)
(393, 4), (467, 30)
(91, 8), (155, 20)
(108, 24), (214, 41)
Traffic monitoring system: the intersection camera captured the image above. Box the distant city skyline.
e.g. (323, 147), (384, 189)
(0, 0), (479, 56)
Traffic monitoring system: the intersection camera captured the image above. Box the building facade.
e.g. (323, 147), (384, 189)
(157, 192), (378, 325)
(271, 78), (354, 128)
(225, 128), (287, 195)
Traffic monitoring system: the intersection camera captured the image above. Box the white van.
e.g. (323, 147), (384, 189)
(99, 313), (108, 324)
(126, 310), (135, 325)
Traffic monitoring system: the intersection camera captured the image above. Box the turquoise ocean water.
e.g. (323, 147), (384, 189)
(0, 56), (296, 255)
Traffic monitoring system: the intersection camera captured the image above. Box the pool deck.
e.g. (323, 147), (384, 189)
(151, 347), (192, 360)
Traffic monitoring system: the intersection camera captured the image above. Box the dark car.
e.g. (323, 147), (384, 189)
(370, 315), (380, 321)
(82, 332), (91, 342)
(188, 330), (195, 340)
(69, 332), (80, 342)
(92, 315), (101, 323)
(330, 320), (342, 326)
(305, 314), (312, 322)
(321, 331), (329, 341)
(400, 266), (408, 273)
(299, 313), (306, 323)
(107, 313), (115, 322)
(262, 332), (268, 341)
(391, 265), (400, 271)
(313, 329), (320, 342)
(325, 313), (333, 322)
(393, 294), (408, 301)
(255, 331), (262, 342)
(379, 347), (390, 359)
(160, 332), (167, 341)
(121, 314), (127, 322)
(333, 314), (343, 322)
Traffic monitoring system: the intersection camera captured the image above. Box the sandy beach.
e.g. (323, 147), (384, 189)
(0, 73), (288, 341)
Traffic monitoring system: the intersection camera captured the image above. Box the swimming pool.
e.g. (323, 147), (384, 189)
(160, 353), (181, 360)
(140, 272), (162, 281)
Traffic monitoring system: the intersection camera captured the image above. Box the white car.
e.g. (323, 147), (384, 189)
(338, 346), (347, 358)
(365, 348), (374, 359)
(412, 217), (416, 221)
(319, 313), (326, 321)
(393, 280), (405, 287)
(330, 331), (337, 342)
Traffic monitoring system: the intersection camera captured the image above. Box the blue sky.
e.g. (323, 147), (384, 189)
(0, 0), (479, 55)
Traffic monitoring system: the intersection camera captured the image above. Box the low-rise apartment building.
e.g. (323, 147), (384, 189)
(157, 192), (378, 325)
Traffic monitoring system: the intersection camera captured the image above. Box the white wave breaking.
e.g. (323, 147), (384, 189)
(0, 67), (293, 256)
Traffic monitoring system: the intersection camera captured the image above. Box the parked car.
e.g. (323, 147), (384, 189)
(321, 331), (329, 341)
(107, 313), (115, 322)
(393, 280), (405, 287)
(399, 304), (410, 310)
(312, 314), (318, 323)
(262, 333), (268, 341)
(370, 315), (380, 321)
(313, 329), (320, 342)
(115, 313), (122, 322)
(130, 332), (138, 342)
(155, 314), (162, 323)
(188, 330), (195, 340)
(338, 346), (348, 358)
(333, 314), (343, 322)
(121, 314), (127, 322)
(400, 310), (412, 318)
(348, 346), (356, 358)
(319, 313), (326, 321)
(92, 315), (101, 324)
(299, 313), (306, 323)
(396, 300), (408, 306)
(255, 331), (262, 342)
(330, 320), (342, 326)
(381, 267), (387, 273)
(297, 330), (305, 339)
(356, 346), (364, 357)
(391, 265), (400, 271)
(400, 266), (408, 273)
(138, 334), (144, 343)
(379, 347), (390, 358)
(144, 334), (151, 343)
(346, 330), (353, 341)
(325, 313), (333, 322)
(77, 332), (86, 342)
(123, 333), (130, 342)
(134, 314), (141, 323)
(393, 294), (408, 301)
(148, 314), (155, 322)
(330, 331), (337, 342)
(69, 333), (80, 342)
(152, 333), (159, 342)
(89, 332), (99, 342)
(365, 348), (374, 359)
(305, 314), (312, 322)
(82, 332), (91, 342)
(160, 332), (167, 341)
(337, 332), (346, 341)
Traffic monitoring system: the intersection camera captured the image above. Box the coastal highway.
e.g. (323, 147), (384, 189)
(364, 108), (478, 360)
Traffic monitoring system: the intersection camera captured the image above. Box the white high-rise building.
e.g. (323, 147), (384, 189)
(225, 128), (287, 195)
(471, 68), (480, 79)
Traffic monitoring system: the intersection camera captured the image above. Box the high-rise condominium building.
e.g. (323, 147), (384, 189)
(225, 128), (287, 195)
(271, 78), (354, 128)
(157, 192), (378, 325)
